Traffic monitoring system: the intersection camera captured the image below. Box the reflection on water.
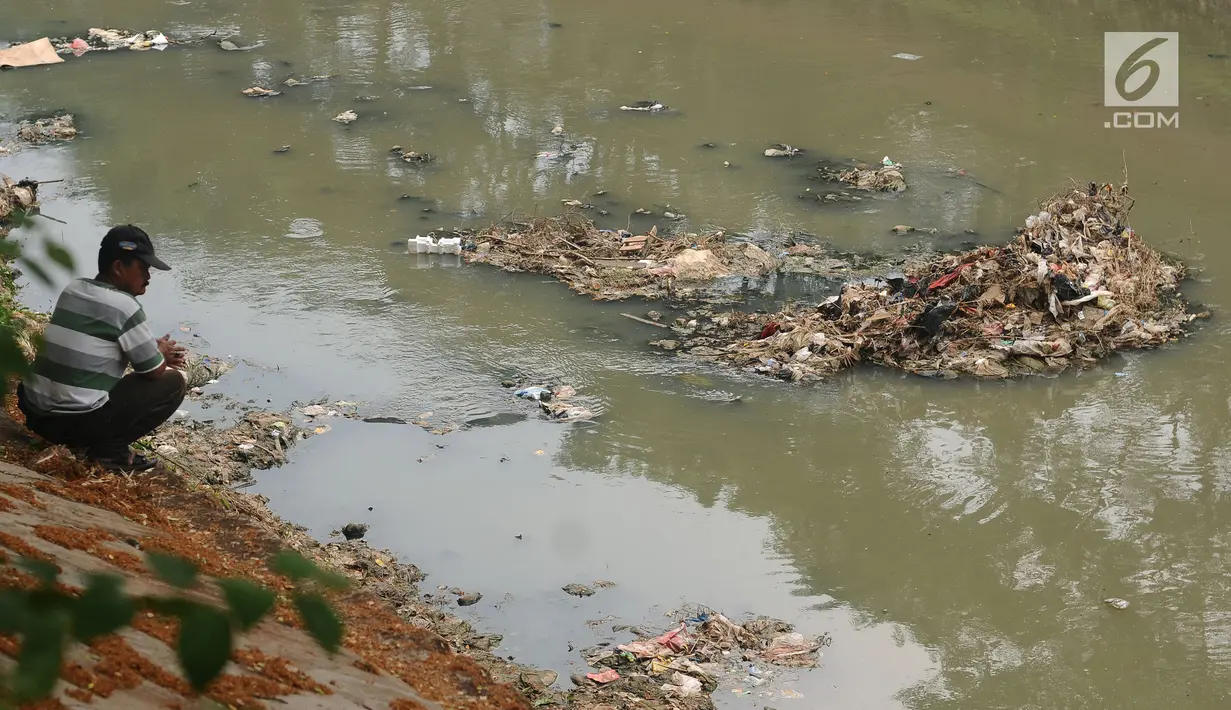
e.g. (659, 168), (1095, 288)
(5, 0), (1231, 707)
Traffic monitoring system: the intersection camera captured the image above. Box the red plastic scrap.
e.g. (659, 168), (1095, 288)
(928, 262), (973, 290)
(757, 322), (780, 339)
(655, 624), (690, 653)
(586, 669), (620, 684)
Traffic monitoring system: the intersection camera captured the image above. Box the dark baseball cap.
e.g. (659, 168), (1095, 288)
(99, 225), (170, 271)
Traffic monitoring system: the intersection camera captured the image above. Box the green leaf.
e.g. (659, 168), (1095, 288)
(72, 574), (134, 642)
(13, 609), (67, 701)
(0, 240), (22, 260)
(0, 325), (32, 389)
(146, 552), (199, 589)
(293, 592), (343, 653)
(17, 256), (52, 287)
(0, 590), (27, 634)
(17, 557), (59, 587)
(176, 606), (232, 692)
(44, 242), (74, 271)
(314, 568), (350, 591)
(271, 550), (316, 581)
(7, 208), (32, 229)
(217, 579), (275, 631)
(270, 550), (348, 590)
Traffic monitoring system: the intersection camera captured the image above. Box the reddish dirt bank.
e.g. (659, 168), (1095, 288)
(0, 408), (533, 710)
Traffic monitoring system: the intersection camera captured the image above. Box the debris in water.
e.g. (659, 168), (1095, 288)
(332, 110), (358, 124)
(218, 38), (265, 51)
(619, 100), (667, 112)
(457, 592), (483, 606)
(0, 38), (64, 69)
(551, 125), (564, 135)
(654, 182), (1202, 383)
(0, 178), (39, 224)
(242, 86), (282, 98)
(817, 160), (908, 192)
(467, 216), (780, 300)
(77, 28), (169, 52)
(1104, 597), (1130, 610)
(390, 146), (435, 164)
(341, 522), (369, 540)
(563, 583), (595, 597)
(180, 353), (233, 389)
(764, 144), (804, 158)
(574, 608), (825, 709)
(283, 74), (338, 86)
(515, 386), (553, 401)
(17, 114), (77, 144)
(541, 401), (594, 421)
(664, 672), (703, 697)
(273, 145), (292, 153)
(892, 52), (922, 60)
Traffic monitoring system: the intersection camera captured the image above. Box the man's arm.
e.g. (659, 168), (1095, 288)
(118, 309), (166, 379)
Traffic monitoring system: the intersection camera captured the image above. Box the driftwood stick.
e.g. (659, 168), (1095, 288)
(620, 312), (668, 329)
(554, 236), (597, 266)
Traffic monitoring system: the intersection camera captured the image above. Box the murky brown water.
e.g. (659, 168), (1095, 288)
(5, 0), (1231, 706)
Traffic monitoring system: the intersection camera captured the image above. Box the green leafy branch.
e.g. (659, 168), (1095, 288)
(0, 550), (348, 705)
(0, 206), (76, 395)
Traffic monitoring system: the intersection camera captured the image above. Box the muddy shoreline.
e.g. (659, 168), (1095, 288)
(0, 219), (824, 708)
(0, 383), (827, 710)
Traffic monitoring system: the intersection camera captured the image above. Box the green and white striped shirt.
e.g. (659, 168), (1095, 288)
(24, 278), (164, 414)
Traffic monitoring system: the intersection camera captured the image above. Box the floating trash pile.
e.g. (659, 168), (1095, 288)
(0, 177), (38, 224)
(818, 156), (908, 193)
(17, 114), (77, 144)
(572, 608), (827, 710)
(652, 182), (1203, 382)
(466, 215), (780, 300)
(44, 28), (170, 53)
(511, 382), (598, 421)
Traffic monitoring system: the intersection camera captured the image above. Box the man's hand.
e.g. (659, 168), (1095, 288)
(157, 334), (188, 369)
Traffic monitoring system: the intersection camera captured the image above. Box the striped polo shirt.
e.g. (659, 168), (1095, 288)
(23, 278), (164, 414)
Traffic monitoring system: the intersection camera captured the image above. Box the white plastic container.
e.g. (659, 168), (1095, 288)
(410, 236), (436, 253)
(437, 237), (462, 255)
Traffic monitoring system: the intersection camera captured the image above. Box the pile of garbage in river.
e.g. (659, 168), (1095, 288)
(0, 177), (38, 226)
(571, 608), (827, 710)
(819, 158), (908, 193)
(509, 380), (598, 421)
(465, 215), (780, 300)
(651, 182), (1203, 382)
(17, 114), (77, 144)
(45, 28), (170, 53)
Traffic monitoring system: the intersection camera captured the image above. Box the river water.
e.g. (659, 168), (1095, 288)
(4, 0), (1231, 707)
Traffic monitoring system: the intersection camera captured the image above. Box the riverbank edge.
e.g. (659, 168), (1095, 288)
(0, 239), (585, 709)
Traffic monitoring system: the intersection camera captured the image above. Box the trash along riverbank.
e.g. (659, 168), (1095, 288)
(646, 182), (1207, 382)
(0, 241), (828, 709)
